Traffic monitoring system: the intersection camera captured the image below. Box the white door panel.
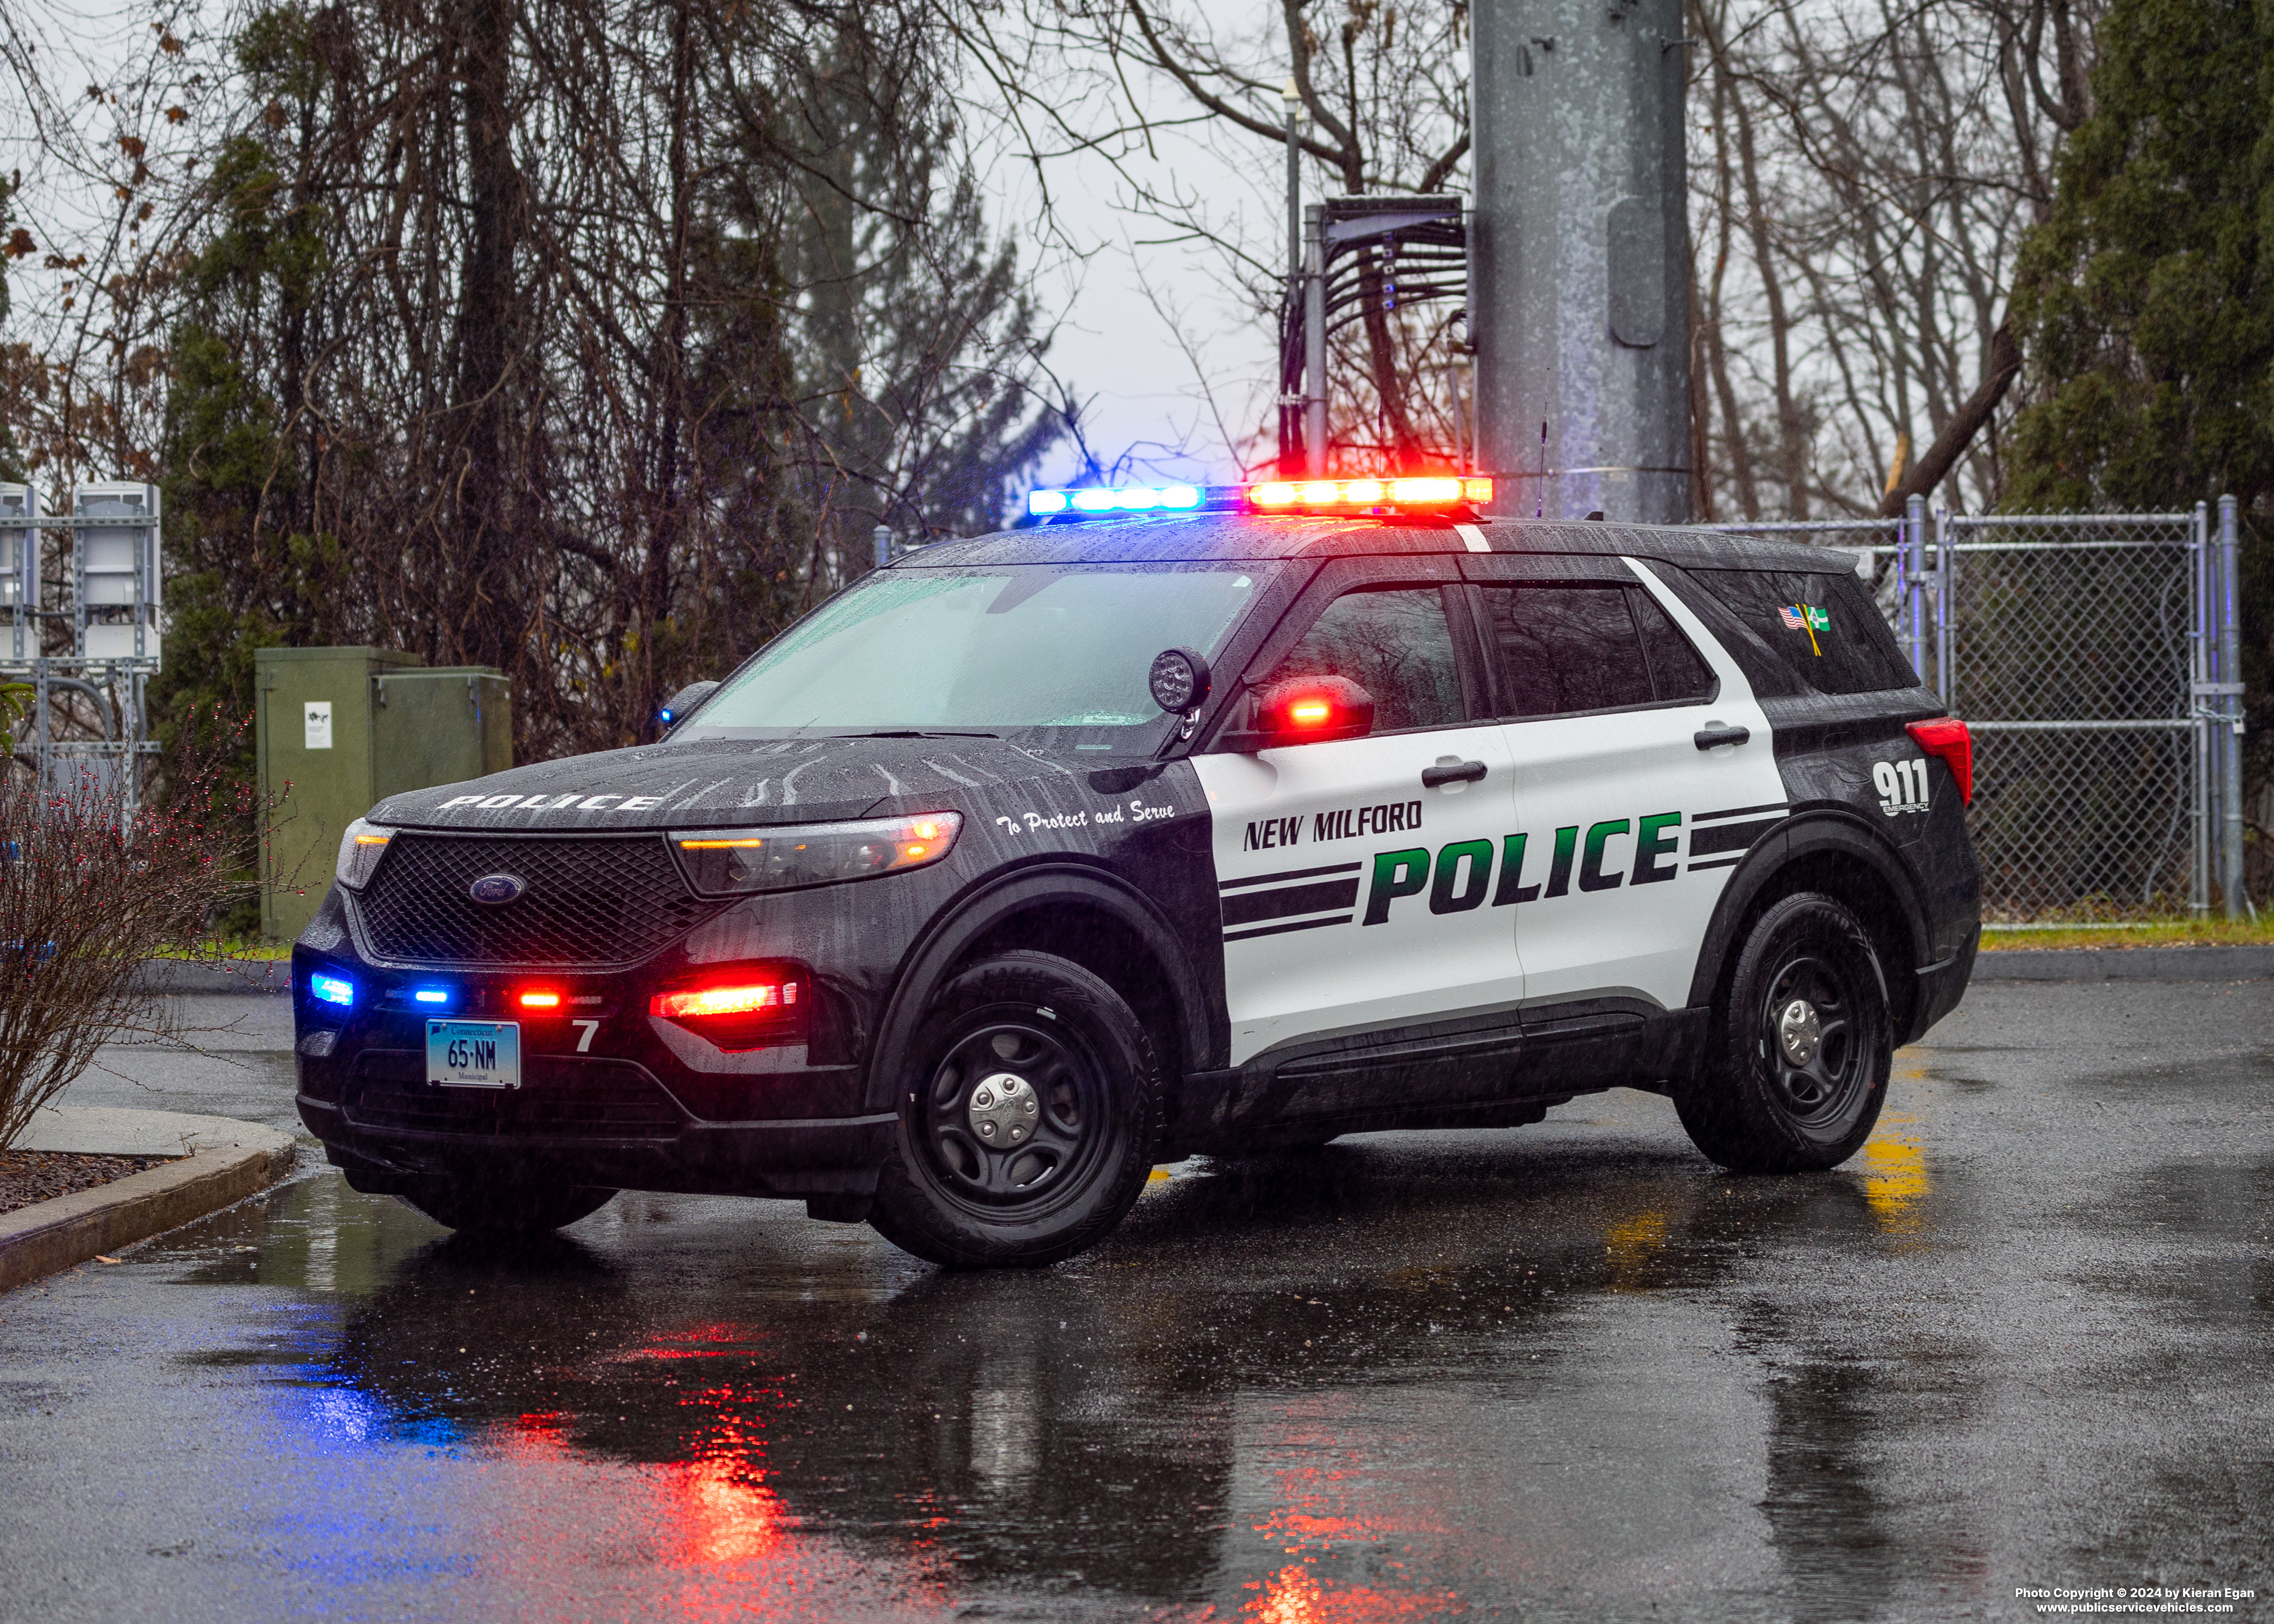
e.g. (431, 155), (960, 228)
(1195, 728), (1520, 1067)
(1496, 558), (1787, 1010)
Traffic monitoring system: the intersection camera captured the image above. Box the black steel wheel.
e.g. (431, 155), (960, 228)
(398, 1178), (617, 1236)
(1676, 890), (1891, 1173)
(871, 950), (1161, 1268)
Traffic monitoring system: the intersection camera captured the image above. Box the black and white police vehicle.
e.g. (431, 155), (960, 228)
(293, 476), (1979, 1266)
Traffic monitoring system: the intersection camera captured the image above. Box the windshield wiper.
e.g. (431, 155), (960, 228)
(821, 729), (1002, 740)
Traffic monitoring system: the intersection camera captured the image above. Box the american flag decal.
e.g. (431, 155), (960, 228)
(1779, 605), (1806, 630)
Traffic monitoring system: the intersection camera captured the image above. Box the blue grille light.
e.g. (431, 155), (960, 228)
(312, 973), (355, 1008)
(412, 987), (450, 1006)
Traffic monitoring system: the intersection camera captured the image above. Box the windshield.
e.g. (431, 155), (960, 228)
(684, 564), (1265, 750)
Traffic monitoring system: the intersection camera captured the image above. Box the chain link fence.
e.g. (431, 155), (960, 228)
(1700, 504), (2240, 925)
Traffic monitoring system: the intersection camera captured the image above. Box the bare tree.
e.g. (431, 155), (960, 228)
(1689, 0), (2099, 520)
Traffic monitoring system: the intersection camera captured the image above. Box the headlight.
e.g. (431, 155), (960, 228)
(670, 813), (961, 896)
(335, 818), (395, 890)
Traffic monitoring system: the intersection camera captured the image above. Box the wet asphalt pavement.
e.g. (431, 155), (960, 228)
(0, 981), (2269, 1622)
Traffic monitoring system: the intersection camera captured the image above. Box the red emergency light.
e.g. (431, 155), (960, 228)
(1246, 476), (1492, 514)
(648, 969), (807, 1051)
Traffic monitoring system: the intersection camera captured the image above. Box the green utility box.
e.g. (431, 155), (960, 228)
(256, 647), (513, 941)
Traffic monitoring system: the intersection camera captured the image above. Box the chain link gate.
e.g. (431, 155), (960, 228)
(1699, 502), (2241, 924)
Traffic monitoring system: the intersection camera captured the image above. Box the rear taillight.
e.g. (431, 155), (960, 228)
(1906, 716), (1973, 805)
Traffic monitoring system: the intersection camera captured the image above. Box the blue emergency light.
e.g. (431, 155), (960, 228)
(412, 987), (451, 1006)
(1026, 484), (1207, 517)
(311, 973), (355, 1008)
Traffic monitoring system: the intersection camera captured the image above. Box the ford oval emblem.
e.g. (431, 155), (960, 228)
(468, 873), (526, 906)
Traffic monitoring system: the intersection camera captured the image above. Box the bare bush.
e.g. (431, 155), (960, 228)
(0, 708), (273, 1149)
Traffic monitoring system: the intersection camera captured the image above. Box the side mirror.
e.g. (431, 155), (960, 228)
(659, 680), (720, 729)
(1219, 676), (1376, 753)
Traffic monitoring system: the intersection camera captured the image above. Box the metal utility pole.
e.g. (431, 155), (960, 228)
(1279, 80), (1310, 478)
(1303, 206), (1329, 476)
(1471, 0), (1692, 522)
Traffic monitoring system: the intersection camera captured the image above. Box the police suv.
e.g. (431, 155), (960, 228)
(293, 479), (1980, 1267)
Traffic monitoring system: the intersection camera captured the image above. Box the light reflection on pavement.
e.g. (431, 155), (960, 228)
(2, 979), (2270, 1621)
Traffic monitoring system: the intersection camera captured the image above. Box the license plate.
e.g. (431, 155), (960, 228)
(426, 1020), (522, 1089)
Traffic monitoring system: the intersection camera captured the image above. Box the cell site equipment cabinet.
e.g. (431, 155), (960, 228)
(1, 481), (167, 815)
(256, 648), (514, 941)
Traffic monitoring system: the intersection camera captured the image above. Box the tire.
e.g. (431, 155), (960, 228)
(1676, 890), (1891, 1173)
(870, 950), (1163, 1268)
(399, 1178), (617, 1235)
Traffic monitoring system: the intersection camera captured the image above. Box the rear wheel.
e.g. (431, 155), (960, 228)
(870, 950), (1161, 1268)
(1677, 891), (1891, 1173)
(399, 1178), (617, 1235)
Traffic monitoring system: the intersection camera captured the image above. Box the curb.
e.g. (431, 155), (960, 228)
(1973, 943), (2274, 983)
(129, 959), (292, 994)
(1, 1137), (297, 1294)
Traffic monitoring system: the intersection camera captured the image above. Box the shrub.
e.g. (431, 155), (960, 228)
(0, 708), (280, 1149)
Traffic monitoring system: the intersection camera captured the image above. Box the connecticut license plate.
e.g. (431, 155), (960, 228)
(426, 1020), (522, 1089)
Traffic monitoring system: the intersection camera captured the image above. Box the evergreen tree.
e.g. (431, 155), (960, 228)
(780, 39), (1065, 561)
(2006, 0), (2274, 515)
(152, 16), (348, 835)
(2004, 0), (2274, 833)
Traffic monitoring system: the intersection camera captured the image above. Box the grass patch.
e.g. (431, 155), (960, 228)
(1981, 915), (2272, 952)
(149, 941), (293, 962)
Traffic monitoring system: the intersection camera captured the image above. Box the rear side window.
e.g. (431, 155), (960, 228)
(1262, 586), (1467, 731)
(1693, 569), (1917, 694)
(1478, 584), (1715, 717)
(1630, 590), (1716, 702)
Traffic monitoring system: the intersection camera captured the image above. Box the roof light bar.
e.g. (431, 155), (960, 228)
(1026, 483), (1207, 518)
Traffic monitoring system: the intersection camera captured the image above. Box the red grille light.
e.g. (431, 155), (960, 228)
(649, 973), (807, 1052)
(518, 989), (563, 1011)
(1906, 716), (1973, 805)
(650, 983), (798, 1020)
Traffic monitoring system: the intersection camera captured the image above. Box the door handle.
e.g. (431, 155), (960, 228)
(1694, 724), (1752, 750)
(1422, 759), (1489, 788)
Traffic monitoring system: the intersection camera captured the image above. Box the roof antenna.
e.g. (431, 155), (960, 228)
(1535, 420), (1548, 519)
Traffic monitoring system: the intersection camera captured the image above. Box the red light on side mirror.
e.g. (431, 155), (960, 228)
(1229, 676), (1377, 752)
(1906, 716), (1973, 805)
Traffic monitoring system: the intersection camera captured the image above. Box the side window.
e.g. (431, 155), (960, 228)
(1479, 585), (1654, 717)
(1692, 568), (1918, 694)
(1259, 586), (1466, 732)
(1630, 588), (1717, 703)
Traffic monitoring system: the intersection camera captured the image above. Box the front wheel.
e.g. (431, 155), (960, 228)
(870, 950), (1162, 1268)
(1676, 890), (1891, 1173)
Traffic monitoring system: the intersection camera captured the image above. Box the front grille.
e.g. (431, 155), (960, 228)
(344, 1050), (687, 1138)
(354, 833), (722, 968)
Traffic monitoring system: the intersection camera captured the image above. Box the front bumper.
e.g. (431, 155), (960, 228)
(298, 1088), (897, 1199)
(291, 923), (897, 1199)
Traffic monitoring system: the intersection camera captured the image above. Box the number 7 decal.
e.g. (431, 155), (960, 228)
(572, 1019), (599, 1053)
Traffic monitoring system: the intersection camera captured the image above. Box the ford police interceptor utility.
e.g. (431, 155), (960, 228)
(293, 477), (1979, 1267)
